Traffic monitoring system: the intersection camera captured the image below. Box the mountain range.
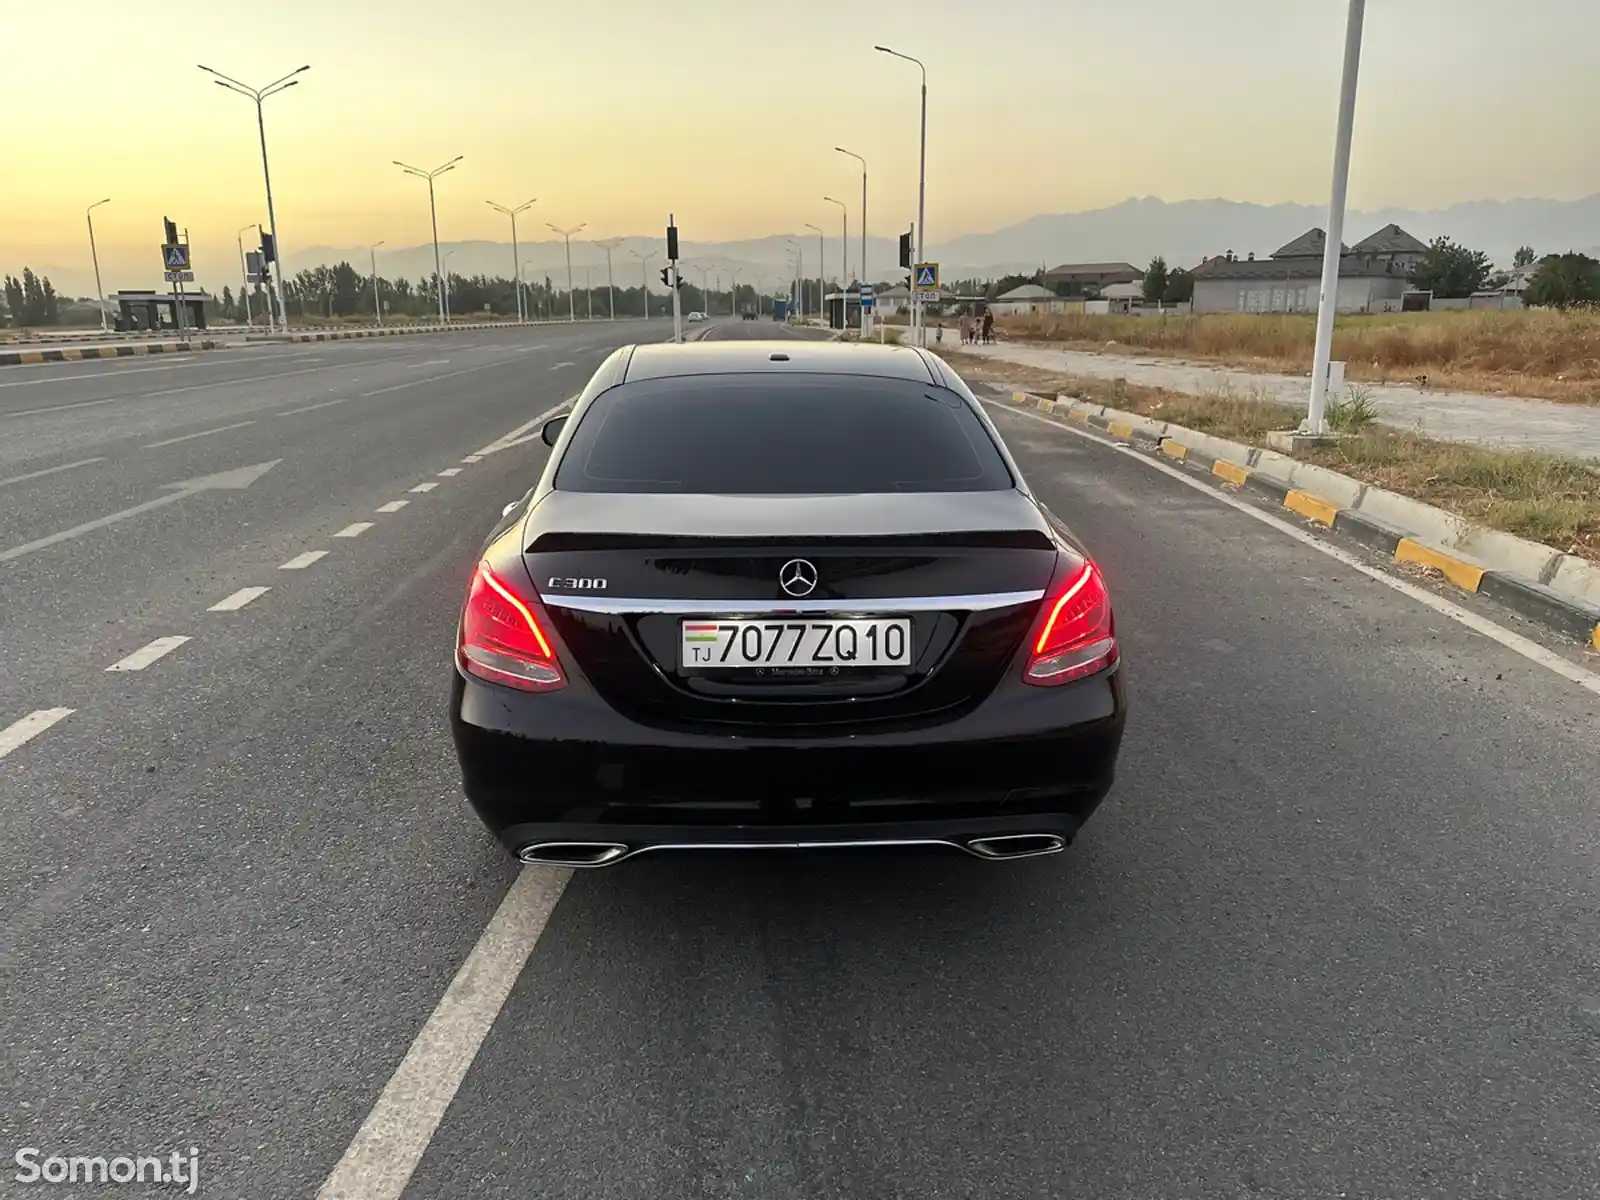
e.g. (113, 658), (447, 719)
(288, 193), (1599, 292)
(14, 194), (1598, 299)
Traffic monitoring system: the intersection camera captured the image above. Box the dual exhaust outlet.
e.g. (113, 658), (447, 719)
(516, 833), (1065, 868)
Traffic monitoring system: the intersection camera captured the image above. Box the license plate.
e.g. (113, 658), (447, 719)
(680, 618), (913, 669)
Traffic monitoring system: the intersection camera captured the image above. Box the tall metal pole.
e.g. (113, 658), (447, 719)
(836, 148), (867, 331)
(487, 199), (535, 321)
(877, 48), (928, 345)
(805, 223), (824, 323)
(394, 157), (462, 326)
(1307, 0), (1366, 435)
(369, 240), (384, 324)
(632, 249), (654, 319)
(549, 224), (584, 321)
(824, 196), (848, 282)
(86, 199), (110, 332)
(729, 268), (741, 316)
(594, 239), (622, 319)
(199, 64), (309, 335)
(237, 226), (254, 329)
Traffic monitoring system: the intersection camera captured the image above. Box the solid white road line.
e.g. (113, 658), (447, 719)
(376, 500), (409, 513)
(437, 468), (462, 477)
(208, 586), (270, 612)
(141, 364), (332, 398)
(7, 396), (125, 418)
(334, 522), (374, 538)
(0, 457), (106, 489)
(315, 869), (571, 1200)
(106, 635), (191, 672)
(277, 398), (351, 416)
(142, 420), (255, 449)
(549, 361), (576, 370)
(0, 708), (75, 761)
(409, 482), (438, 494)
(0, 360), (206, 391)
(280, 550), (329, 570)
(988, 401), (1600, 699)
(473, 398), (574, 458)
(460, 455), (482, 464)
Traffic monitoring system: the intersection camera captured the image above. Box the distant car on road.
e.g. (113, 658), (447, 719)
(686, 311), (707, 323)
(451, 341), (1127, 869)
(741, 307), (757, 321)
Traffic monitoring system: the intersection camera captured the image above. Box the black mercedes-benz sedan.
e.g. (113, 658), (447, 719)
(450, 340), (1126, 867)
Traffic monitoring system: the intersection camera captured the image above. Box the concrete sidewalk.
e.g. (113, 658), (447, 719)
(952, 338), (1600, 461)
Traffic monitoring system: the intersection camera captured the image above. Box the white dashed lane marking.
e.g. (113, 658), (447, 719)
(376, 500), (409, 513)
(0, 458), (106, 489)
(277, 398), (350, 416)
(280, 551), (329, 570)
(460, 456), (482, 464)
(334, 522), (374, 538)
(437, 468), (462, 477)
(209, 587), (271, 612)
(0, 708), (75, 761)
(409, 482), (438, 494)
(106, 636), (191, 672)
(142, 421), (255, 450)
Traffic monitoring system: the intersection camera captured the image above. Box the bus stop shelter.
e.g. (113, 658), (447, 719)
(113, 290), (211, 333)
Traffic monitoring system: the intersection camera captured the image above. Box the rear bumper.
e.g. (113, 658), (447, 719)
(450, 666), (1126, 861)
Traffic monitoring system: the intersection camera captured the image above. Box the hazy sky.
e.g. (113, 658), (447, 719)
(6, 0), (1599, 286)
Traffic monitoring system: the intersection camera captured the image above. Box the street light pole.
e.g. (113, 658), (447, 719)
(85, 199), (111, 332)
(824, 196), (849, 283)
(836, 148), (868, 331)
(729, 268), (741, 316)
(805, 222), (824, 323)
(1306, 0), (1366, 435)
(487, 198), (536, 322)
(394, 156), (463, 325)
(631, 249), (655, 319)
(199, 64), (307, 336)
(443, 250), (457, 321)
(548, 224), (585, 321)
(875, 46), (927, 345)
(594, 238), (623, 320)
(369, 240), (385, 325)
(236, 224), (257, 329)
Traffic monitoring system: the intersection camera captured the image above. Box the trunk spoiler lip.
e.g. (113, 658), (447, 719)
(538, 590), (1047, 616)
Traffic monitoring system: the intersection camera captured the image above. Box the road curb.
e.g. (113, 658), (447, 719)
(1002, 388), (1600, 651)
(0, 339), (225, 368)
(257, 318), (616, 344)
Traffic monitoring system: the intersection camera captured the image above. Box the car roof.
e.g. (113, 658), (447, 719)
(621, 339), (939, 383)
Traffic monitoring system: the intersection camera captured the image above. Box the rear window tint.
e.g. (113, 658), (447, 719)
(553, 375), (1013, 494)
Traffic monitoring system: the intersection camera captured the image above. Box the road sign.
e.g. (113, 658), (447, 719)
(162, 244), (191, 271)
(164, 270), (195, 283)
(859, 286), (875, 310)
(914, 262), (939, 293)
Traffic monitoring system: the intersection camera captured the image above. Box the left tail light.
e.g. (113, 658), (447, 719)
(457, 562), (566, 692)
(1024, 555), (1118, 686)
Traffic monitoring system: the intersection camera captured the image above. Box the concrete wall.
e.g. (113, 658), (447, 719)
(1193, 275), (1405, 316)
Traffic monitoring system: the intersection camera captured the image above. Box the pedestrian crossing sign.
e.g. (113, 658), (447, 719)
(914, 262), (939, 290)
(162, 243), (191, 271)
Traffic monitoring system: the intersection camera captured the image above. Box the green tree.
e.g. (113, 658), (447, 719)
(2, 274), (22, 324)
(1408, 236), (1492, 298)
(220, 286), (235, 320)
(1162, 268), (1194, 305)
(1513, 245), (1537, 268)
(1522, 252), (1600, 309)
(1142, 256), (1169, 303)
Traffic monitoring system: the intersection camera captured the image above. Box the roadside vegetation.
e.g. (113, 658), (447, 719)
(993, 307), (1600, 404)
(942, 350), (1600, 563)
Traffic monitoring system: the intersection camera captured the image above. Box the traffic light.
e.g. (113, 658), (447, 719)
(666, 223), (679, 261)
(164, 217), (179, 245)
(660, 267), (672, 288)
(260, 231), (277, 264)
(898, 230), (912, 270)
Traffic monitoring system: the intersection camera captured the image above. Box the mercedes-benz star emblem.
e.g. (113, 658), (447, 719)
(779, 558), (819, 598)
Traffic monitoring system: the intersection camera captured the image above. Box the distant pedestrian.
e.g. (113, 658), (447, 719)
(959, 312), (973, 344)
(982, 310), (994, 344)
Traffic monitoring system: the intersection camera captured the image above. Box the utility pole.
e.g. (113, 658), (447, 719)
(394, 155), (463, 324)
(594, 238), (623, 319)
(487, 198), (536, 321)
(548, 223), (585, 321)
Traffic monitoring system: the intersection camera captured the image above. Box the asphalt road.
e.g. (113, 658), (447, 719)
(2, 319), (1597, 1200)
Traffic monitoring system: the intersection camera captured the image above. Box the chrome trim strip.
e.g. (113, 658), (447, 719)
(539, 589), (1045, 615)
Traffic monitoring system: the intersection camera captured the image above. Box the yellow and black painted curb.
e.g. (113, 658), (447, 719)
(1003, 389), (1600, 651)
(0, 339), (223, 368)
(268, 320), (566, 344)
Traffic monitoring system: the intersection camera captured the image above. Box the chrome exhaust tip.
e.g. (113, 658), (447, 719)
(516, 841), (630, 868)
(963, 833), (1066, 861)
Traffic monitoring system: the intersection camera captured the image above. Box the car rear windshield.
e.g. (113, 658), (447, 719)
(552, 374), (1014, 494)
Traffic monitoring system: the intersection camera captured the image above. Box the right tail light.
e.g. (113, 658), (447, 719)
(1023, 556), (1118, 686)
